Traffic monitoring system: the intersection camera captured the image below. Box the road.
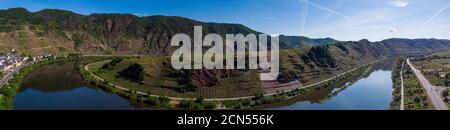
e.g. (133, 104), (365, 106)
(85, 59), (381, 101)
(407, 58), (448, 110)
(0, 64), (25, 89)
(400, 62), (404, 110)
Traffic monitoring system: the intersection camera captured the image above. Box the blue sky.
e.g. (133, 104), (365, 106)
(0, 0), (449, 41)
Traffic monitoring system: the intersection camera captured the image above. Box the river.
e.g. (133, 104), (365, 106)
(13, 61), (156, 110)
(13, 60), (394, 110)
(268, 61), (394, 110)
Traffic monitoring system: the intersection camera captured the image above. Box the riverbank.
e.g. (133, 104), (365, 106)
(0, 56), (110, 110)
(389, 59), (403, 110)
(390, 58), (437, 110)
(1, 55), (383, 110)
(0, 60), (50, 110)
(252, 63), (375, 109)
(80, 57), (378, 109)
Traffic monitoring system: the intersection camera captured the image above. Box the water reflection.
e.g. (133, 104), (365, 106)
(268, 60), (394, 110)
(18, 62), (91, 92)
(13, 61), (158, 110)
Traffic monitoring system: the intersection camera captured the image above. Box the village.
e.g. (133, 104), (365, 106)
(0, 49), (53, 92)
(0, 49), (27, 75)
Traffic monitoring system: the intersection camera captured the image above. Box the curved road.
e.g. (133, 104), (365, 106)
(85, 59), (379, 101)
(407, 58), (448, 110)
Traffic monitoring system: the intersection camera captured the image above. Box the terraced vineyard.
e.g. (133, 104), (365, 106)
(88, 56), (263, 98)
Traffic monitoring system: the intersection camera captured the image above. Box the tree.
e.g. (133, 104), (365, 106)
(102, 57), (123, 69)
(254, 92), (264, 100)
(442, 89), (449, 98)
(195, 97), (204, 104)
(179, 100), (196, 109)
(118, 63), (144, 82)
(277, 70), (298, 83)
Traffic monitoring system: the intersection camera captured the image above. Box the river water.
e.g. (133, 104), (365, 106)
(269, 61), (394, 110)
(13, 61), (393, 110)
(13, 61), (154, 110)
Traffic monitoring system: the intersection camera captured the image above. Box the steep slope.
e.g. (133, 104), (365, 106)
(0, 8), (341, 55)
(279, 35), (338, 49)
(378, 38), (450, 56)
(278, 39), (383, 84)
(0, 8), (260, 55)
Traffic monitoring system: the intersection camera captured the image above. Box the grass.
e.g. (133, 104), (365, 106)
(79, 64), (175, 108)
(389, 58), (434, 110)
(0, 60), (52, 110)
(16, 31), (28, 38)
(431, 50), (450, 57)
(82, 56), (379, 109)
(414, 59), (450, 86)
(402, 65), (434, 110)
(250, 64), (373, 109)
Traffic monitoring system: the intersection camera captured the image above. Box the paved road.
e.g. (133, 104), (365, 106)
(0, 64), (24, 89)
(407, 58), (448, 110)
(85, 59), (381, 101)
(400, 62), (405, 110)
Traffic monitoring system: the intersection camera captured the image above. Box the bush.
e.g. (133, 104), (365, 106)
(178, 98), (216, 109)
(442, 89), (449, 98)
(203, 102), (216, 109)
(253, 92), (264, 100)
(179, 100), (196, 109)
(101, 57), (123, 69)
(117, 63), (144, 82)
(195, 97), (204, 104)
(277, 70), (298, 83)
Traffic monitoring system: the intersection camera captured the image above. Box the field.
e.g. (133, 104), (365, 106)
(279, 47), (342, 85)
(278, 44), (380, 86)
(414, 57), (450, 86)
(88, 56), (263, 98)
(414, 50), (450, 107)
(0, 24), (76, 56)
(431, 50), (450, 57)
(402, 65), (434, 110)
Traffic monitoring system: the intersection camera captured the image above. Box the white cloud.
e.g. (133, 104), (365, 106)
(390, 0), (409, 7)
(388, 27), (397, 33)
(132, 13), (149, 16)
(300, 0), (450, 41)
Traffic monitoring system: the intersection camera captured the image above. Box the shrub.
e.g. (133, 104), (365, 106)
(117, 63), (144, 82)
(101, 57), (123, 69)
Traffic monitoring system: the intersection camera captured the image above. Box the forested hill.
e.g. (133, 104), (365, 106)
(0, 8), (336, 55)
(1, 8), (450, 58)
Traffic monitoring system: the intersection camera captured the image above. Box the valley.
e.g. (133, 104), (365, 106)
(1, 8), (450, 110)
